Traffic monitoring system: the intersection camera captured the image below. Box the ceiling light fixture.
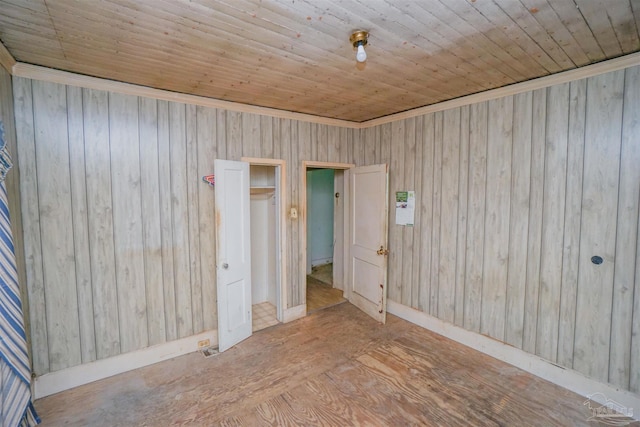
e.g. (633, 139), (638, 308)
(350, 30), (369, 63)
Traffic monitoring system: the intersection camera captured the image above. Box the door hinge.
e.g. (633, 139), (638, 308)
(376, 246), (389, 256)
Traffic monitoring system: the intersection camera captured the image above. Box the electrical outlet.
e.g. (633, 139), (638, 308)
(197, 339), (210, 349)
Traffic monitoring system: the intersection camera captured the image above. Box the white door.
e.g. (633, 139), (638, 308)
(348, 164), (389, 323)
(215, 159), (252, 352)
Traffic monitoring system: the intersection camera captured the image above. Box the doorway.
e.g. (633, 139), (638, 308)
(249, 164), (280, 331)
(306, 168), (345, 313)
(242, 158), (285, 332)
(301, 161), (354, 313)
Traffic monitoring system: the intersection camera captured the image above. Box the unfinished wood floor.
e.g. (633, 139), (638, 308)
(35, 304), (624, 426)
(306, 276), (346, 313)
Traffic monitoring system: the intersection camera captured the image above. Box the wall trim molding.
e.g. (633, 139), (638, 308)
(0, 40), (16, 74)
(282, 304), (306, 323)
(33, 330), (218, 399)
(387, 300), (640, 421)
(10, 63), (361, 129)
(10, 52), (640, 130)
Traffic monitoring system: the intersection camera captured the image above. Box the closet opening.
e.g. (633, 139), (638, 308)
(244, 159), (286, 332)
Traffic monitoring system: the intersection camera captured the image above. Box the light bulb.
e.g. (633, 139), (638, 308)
(356, 44), (367, 62)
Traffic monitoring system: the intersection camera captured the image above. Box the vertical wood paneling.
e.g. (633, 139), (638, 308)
(216, 109), (227, 160)
(480, 96), (513, 341)
(289, 121), (300, 305)
(109, 92), (148, 353)
(169, 102), (193, 338)
(260, 116), (273, 159)
(505, 92), (532, 348)
(67, 86), (96, 363)
(271, 118), (281, 160)
(609, 66), (640, 390)
(463, 102), (487, 333)
(227, 111), (242, 160)
(430, 112), (443, 316)
(387, 120), (405, 303)
(33, 80), (81, 371)
(280, 119), (294, 308)
(197, 106), (217, 331)
(362, 127), (376, 166)
(401, 118), (415, 307)
(574, 71), (625, 382)
(557, 79), (586, 367)
(536, 83), (570, 362)
(308, 123), (318, 161)
(138, 97), (166, 346)
(625, 68), (640, 395)
(186, 104), (203, 333)
(410, 116), (423, 311)
(14, 77), (49, 374)
(327, 126), (340, 163)
(83, 88), (120, 359)
(242, 112), (260, 158)
(316, 124), (328, 162)
(352, 127), (364, 166)
(339, 128), (349, 164)
(417, 115), (434, 313)
(454, 106), (469, 327)
(157, 100), (178, 342)
(438, 109), (460, 323)
(438, 108), (460, 323)
(523, 88), (546, 354)
(1, 70), (30, 367)
(13, 66), (640, 398)
(298, 121), (311, 305)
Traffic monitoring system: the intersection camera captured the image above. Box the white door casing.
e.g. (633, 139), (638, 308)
(215, 159), (252, 352)
(348, 164), (389, 323)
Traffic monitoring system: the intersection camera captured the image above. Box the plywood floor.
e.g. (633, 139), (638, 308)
(34, 303), (627, 426)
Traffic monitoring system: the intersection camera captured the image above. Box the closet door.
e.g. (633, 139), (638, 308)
(215, 159), (252, 352)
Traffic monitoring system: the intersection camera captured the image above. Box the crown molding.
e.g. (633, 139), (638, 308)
(10, 63), (362, 129)
(10, 51), (640, 129)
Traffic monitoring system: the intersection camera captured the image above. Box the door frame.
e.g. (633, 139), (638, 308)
(242, 157), (287, 322)
(300, 161), (355, 308)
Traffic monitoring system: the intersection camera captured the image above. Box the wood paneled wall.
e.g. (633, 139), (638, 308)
(12, 76), (359, 375)
(377, 66), (640, 394)
(10, 65), (640, 398)
(0, 65), (30, 360)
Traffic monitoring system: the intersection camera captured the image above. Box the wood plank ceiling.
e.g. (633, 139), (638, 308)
(1, 0), (639, 122)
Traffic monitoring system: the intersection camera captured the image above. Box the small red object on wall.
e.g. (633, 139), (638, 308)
(202, 174), (215, 186)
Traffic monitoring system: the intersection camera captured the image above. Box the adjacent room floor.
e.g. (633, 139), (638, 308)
(34, 303), (628, 426)
(306, 263), (346, 313)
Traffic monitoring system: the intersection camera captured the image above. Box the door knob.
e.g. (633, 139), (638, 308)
(376, 246), (389, 256)
(222, 263), (229, 269)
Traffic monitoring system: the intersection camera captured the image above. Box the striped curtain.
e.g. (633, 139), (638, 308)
(0, 121), (39, 426)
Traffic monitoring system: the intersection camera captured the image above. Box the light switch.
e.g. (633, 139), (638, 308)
(290, 207), (298, 219)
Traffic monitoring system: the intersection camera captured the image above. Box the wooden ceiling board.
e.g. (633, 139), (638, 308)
(516, 0), (591, 66)
(1, 0), (639, 122)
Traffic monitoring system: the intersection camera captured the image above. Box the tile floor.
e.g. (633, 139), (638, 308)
(252, 301), (279, 332)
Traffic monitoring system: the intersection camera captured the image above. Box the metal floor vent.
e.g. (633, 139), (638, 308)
(200, 347), (220, 358)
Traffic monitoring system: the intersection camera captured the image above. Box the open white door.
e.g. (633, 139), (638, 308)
(348, 164), (389, 323)
(215, 159), (252, 352)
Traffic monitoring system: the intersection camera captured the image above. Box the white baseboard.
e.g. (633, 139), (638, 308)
(34, 330), (218, 399)
(283, 304), (306, 323)
(387, 300), (640, 421)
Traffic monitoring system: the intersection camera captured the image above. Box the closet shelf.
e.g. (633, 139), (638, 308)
(250, 186), (276, 195)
